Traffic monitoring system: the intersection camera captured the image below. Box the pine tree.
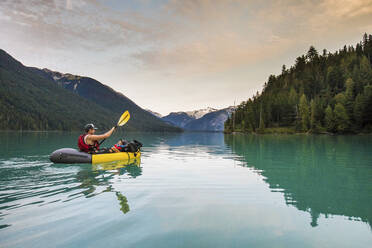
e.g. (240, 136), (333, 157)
(334, 93), (347, 105)
(353, 94), (364, 128)
(345, 78), (355, 118)
(334, 103), (350, 132)
(306, 46), (318, 62)
(289, 87), (298, 105)
(327, 66), (344, 93)
(224, 34), (372, 134)
(288, 88), (298, 124)
(299, 94), (310, 131)
(282, 64), (287, 74)
(363, 33), (368, 50)
(359, 56), (372, 86)
(363, 85), (372, 125)
(325, 105), (335, 132)
(259, 105), (265, 130)
(310, 99), (319, 130)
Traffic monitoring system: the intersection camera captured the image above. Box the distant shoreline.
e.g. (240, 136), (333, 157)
(224, 127), (372, 135)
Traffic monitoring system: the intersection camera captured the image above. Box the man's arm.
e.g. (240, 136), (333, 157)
(87, 127), (115, 142)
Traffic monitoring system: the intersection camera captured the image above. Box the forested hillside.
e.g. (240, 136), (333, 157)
(31, 68), (181, 132)
(0, 49), (116, 131)
(225, 34), (372, 134)
(0, 49), (181, 132)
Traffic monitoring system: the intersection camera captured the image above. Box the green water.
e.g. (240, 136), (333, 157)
(0, 132), (371, 248)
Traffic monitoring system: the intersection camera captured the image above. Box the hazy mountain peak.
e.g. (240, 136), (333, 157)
(162, 106), (234, 131)
(146, 109), (162, 118)
(185, 107), (218, 119)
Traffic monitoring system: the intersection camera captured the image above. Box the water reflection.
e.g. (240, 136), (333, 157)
(0, 157), (141, 223)
(72, 159), (141, 214)
(116, 192), (130, 214)
(92, 158), (141, 177)
(1, 131), (371, 247)
(224, 134), (372, 228)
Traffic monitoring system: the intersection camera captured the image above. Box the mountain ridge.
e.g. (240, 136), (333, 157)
(0, 49), (115, 131)
(29, 67), (182, 132)
(0, 49), (181, 132)
(162, 106), (234, 131)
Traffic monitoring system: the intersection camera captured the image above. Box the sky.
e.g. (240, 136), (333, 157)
(1, 0), (372, 115)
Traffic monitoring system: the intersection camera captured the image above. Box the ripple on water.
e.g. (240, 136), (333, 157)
(1, 133), (372, 247)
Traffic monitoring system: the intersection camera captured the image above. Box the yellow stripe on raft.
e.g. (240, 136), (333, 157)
(92, 157), (141, 171)
(92, 151), (141, 164)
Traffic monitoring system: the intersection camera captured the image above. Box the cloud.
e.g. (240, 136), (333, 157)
(0, 0), (151, 51)
(1, 0), (372, 114)
(321, 0), (372, 18)
(2, 0), (371, 72)
(130, 0), (372, 75)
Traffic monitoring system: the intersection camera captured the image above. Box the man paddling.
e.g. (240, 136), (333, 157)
(78, 123), (115, 153)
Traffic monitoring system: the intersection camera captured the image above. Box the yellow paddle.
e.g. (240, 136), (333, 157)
(99, 110), (130, 146)
(116, 110), (130, 127)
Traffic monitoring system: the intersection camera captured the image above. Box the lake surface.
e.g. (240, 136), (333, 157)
(0, 132), (371, 248)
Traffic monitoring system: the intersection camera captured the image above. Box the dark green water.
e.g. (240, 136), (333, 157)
(0, 132), (371, 248)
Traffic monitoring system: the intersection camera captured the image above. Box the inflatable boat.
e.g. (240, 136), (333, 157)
(50, 148), (141, 164)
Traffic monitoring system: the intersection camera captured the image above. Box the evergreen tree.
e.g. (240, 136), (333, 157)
(334, 93), (347, 106)
(306, 46), (318, 62)
(359, 56), (372, 87)
(289, 87), (298, 105)
(353, 94), (364, 128)
(224, 34), (372, 134)
(259, 105), (265, 130)
(327, 66), (344, 93)
(325, 105), (335, 132)
(310, 99), (321, 131)
(299, 94), (310, 131)
(282, 64), (287, 74)
(363, 85), (372, 126)
(345, 78), (355, 118)
(334, 103), (350, 132)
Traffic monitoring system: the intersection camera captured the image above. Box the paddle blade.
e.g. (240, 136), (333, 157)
(117, 111), (130, 126)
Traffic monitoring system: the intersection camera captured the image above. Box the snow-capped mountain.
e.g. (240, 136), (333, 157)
(185, 107), (217, 119)
(162, 106), (235, 131)
(162, 112), (195, 128)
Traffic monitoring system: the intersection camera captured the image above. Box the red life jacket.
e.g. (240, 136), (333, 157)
(78, 134), (100, 153)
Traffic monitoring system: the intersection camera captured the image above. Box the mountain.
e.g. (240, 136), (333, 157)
(162, 107), (234, 131)
(162, 112), (195, 128)
(0, 49), (181, 132)
(162, 107), (218, 128)
(185, 107), (217, 119)
(184, 107), (234, 131)
(225, 33), (372, 134)
(29, 68), (181, 132)
(146, 109), (162, 118)
(0, 49), (114, 130)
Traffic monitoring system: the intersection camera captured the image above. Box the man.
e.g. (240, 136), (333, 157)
(78, 123), (115, 153)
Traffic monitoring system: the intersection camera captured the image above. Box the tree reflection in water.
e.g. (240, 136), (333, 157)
(116, 192), (130, 214)
(74, 158), (141, 214)
(224, 134), (372, 228)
